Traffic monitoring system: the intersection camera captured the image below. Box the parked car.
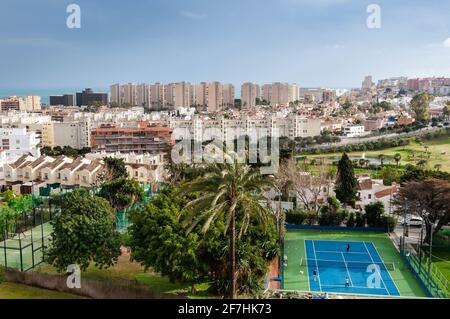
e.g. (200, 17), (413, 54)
(400, 215), (423, 227)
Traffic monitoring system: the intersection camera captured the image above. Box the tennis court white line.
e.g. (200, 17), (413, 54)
(315, 250), (369, 255)
(341, 252), (354, 287)
(320, 284), (388, 290)
(311, 240), (323, 292)
(363, 242), (390, 296)
(303, 241), (311, 292)
(369, 242), (401, 295)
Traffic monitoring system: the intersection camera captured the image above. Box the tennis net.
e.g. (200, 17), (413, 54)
(300, 258), (398, 271)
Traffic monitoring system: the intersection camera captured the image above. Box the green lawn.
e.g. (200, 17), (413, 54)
(37, 254), (215, 299)
(422, 237), (450, 297)
(0, 282), (83, 299)
(284, 230), (428, 298)
(308, 136), (450, 172)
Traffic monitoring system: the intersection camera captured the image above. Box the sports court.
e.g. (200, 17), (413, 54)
(0, 222), (52, 271)
(283, 230), (428, 298)
(304, 240), (399, 296)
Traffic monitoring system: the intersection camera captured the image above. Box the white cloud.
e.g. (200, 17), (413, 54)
(443, 38), (450, 48)
(179, 11), (207, 20)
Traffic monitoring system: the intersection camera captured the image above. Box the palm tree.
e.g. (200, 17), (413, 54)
(394, 153), (402, 167)
(378, 154), (386, 166)
(359, 158), (366, 168)
(434, 164), (442, 172)
(417, 159), (428, 169)
(179, 157), (273, 299)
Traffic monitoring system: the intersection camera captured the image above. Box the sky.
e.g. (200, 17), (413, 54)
(0, 0), (449, 91)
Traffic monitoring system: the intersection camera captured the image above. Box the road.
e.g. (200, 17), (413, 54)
(303, 126), (443, 151)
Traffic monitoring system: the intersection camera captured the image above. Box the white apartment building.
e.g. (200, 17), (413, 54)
(169, 115), (321, 142)
(52, 120), (91, 149)
(0, 128), (40, 158)
(342, 125), (365, 137)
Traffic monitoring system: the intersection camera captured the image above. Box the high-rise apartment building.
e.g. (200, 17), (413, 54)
(194, 82), (208, 108)
(0, 96), (41, 112)
(49, 94), (75, 107)
(241, 83), (260, 110)
(76, 89), (108, 107)
(260, 83), (298, 106)
(362, 76), (374, 91)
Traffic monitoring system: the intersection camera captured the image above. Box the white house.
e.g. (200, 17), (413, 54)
(342, 125), (365, 137)
(0, 128), (40, 158)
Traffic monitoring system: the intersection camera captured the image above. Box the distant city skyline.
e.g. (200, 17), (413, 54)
(1, 0), (449, 90)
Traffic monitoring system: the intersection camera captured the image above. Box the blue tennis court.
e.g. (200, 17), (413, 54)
(304, 240), (400, 296)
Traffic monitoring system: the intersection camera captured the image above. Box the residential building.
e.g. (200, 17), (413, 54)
(76, 88), (108, 107)
(49, 94), (75, 107)
(241, 83), (260, 110)
(0, 96), (41, 112)
(52, 121), (91, 149)
(0, 128), (40, 158)
(342, 125), (365, 137)
(90, 121), (174, 155)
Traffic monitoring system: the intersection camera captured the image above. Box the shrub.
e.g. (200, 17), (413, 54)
(381, 216), (397, 232)
(285, 209), (306, 225)
(365, 201), (385, 227)
(304, 210), (318, 226)
(355, 212), (366, 227)
(346, 212), (356, 227)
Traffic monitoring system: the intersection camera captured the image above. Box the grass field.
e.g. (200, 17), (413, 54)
(284, 230), (428, 298)
(0, 282), (83, 299)
(308, 136), (450, 172)
(37, 253), (215, 299)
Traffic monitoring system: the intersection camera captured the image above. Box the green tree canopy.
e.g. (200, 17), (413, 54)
(102, 157), (129, 180)
(99, 178), (144, 212)
(335, 153), (358, 206)
(410, 93), (433, 122)
(179, 158), (274, 299)
(46, 189), (121, 272)
(128, 187), (279, 296)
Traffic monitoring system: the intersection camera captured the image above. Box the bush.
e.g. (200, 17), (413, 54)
(355, 212), (366, 227)
(285, 209), (306, 225)
(381, 216), (397, 232)
(304, 210), (318, 226)
(346, 212), (356, 227)
(365, 201), (385, 227)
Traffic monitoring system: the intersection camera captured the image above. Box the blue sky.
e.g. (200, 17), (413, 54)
(0, 0), (449, 90)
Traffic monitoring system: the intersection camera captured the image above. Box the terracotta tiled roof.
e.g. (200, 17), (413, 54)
(9, 155), (29, 169)
(375, 186), (399, 199)
(358, 179), (373, 191)
(30, 156), (47, 169)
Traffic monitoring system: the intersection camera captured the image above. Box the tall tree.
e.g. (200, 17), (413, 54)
(394, 153), (402, 167)
(99, 178), (145, 212)
(179, 157), (273, 299)
(410, 93), (433, 123)
(101, 157), (129, 181)
(393, 178), (450, 243)
(335, 153), (358, 206)
(46, 189), (121, 272)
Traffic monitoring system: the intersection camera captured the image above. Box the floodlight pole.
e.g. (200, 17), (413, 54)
(428, 222), (434, 287)
(418, 219), (424, 276)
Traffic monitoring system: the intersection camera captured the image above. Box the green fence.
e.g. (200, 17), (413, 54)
(401, 248), (447, 298)
(0, 198), (53, 272)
